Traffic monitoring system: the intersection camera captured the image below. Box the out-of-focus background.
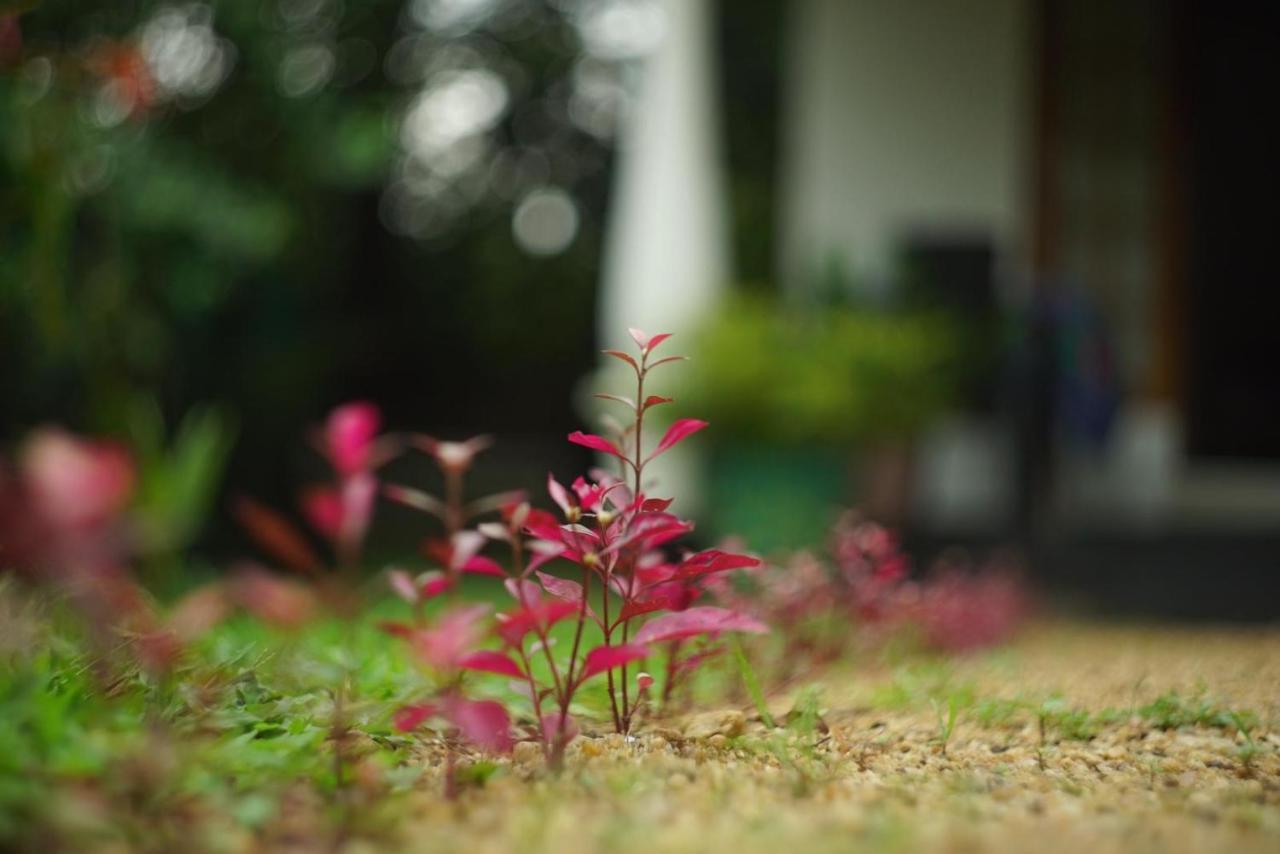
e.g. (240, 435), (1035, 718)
(2, 0), (1277, 619)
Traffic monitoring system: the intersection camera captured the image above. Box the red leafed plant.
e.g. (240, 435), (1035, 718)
(0, 428), (229, 672)
(496, 329), (765, 765)
(707, 511), (1031, 686)
(232, 401), (396, 621)
(380, 329), (768, 769)
(382, 430), (522, 613)
(379, 601), (514, 795)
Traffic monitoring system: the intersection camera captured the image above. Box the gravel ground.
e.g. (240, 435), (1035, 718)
(362, 622), (1280, 854)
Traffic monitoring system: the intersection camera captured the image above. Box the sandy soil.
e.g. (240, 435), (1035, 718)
(360, 622), (1280, 854)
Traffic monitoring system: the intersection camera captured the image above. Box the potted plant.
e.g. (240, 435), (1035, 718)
(685, 294), (960, 550)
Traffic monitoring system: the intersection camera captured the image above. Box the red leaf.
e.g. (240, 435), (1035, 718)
(523, 508), (563, 541)
(495, 599), (579, 647)
(442, 696), (512, 753)
(602, 349), (639, 371)
(300, 486), (344, 541)
(642, 395), (673, 410)
(229, 566), (319, 628)
(647, 419), (708, 462)
(641, 497), (673, 512)
(617, 595), (676, 622)
(461, 555), (507, 577)
(567, 431), (626, 460)
(418, 570), (453, 599)
(378, 620), (414, 640)
(166, 583), (231, 642)
(393, 703), (436, 732)
(632, 607), (767, 645)
(578, 643), (651, 681)
(458, 650), (525, 679)
(643, 332), (673, 353)
(233, 497), (322, 576)
(675, 549), (761, 578)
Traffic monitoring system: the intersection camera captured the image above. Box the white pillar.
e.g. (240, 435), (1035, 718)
(599, 0), (729, 347)
(596, 0), (729, 512)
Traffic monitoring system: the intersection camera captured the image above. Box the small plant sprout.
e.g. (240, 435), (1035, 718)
(382, 602), (514, 796)
(1228, 710), (1262, 775)
(932, 695), (959, 756)
(233, 402), (395, 619)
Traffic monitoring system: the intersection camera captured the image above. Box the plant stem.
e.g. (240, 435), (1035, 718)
(731, 634), (774, 728)
(601, 581), (622, 731)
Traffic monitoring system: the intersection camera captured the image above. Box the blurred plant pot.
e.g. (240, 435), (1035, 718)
(860, 440), (916, 527)
(704, 443), (850, 554)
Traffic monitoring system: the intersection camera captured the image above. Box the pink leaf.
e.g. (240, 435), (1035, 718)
(325, 401), (381, 475)
(20, 429), (135, 532)
(383, 483), (446, 517)
(505, 577), (542, 606)
(647, 419), (708, 462)
(229, 565), (318, 628)
(632, 607), (767, 645)
(536, 571), (597, 621)
(547, 473), (573, 517)
(442, 696), (512, 753)
(495, 599), (579, 647)
(449, 530), (486, 571)
(393, 703), (436, 732)
(388, 569), (419, 604)
(617, 595), (676, 622)
(578, 643), (651, 681)
(458, 650), (525, 679)
(627, 327), (650, 349)
(413, 604), (490, 670)
(675, 549), (761, 578)
(540, 711), (579, 744)
(567, 431), (626, 460)
(339, 472), (377, 549)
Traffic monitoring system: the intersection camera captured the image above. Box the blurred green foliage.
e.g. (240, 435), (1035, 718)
(688, 295), (962, 446)
(0, 1), (608, 534)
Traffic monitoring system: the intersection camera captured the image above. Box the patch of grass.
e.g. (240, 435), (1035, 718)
(1138, 691), (1258, 732)
(970, 697), (1025, 729)
(870, 662), (975, 712)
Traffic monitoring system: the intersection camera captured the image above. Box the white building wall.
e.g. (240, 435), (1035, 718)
(779, 0), (1032, 291)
